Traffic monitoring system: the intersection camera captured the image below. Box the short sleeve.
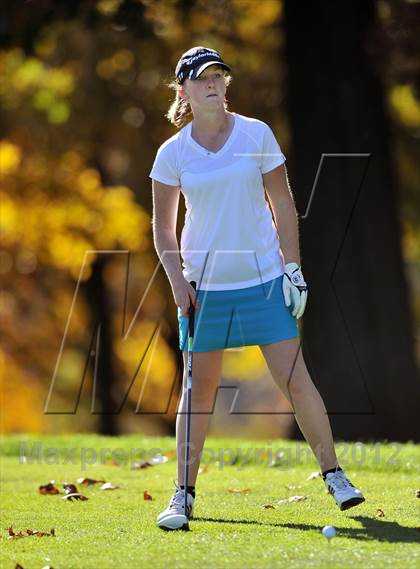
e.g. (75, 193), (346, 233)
(149, 141), (180, 187)
(260, 123), (286, 174)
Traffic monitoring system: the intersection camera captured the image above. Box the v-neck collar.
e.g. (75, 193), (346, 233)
(187, 112), (239, 158)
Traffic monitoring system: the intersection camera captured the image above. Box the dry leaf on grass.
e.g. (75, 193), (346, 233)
(262, 504), (275, 509)
(62, 483), (88, 501)
(8, 527), (55, 539)
(163, 450), (177, 459)
(26, 529), (55, 537)
(376, 509), (385, 517)
(131, 454), (169, 470)
(131, 461), (153, 470)
(416, 490), (420, 498)
(100, 482), (120, 491)
(228, 488), (251, 494)
(77, 477), (106, 486)
(148, 454), (169, 465)
(39, 481), (59, 495)
(143, 490), (153, 501)
(8, 528), (25, 539)
(62, 493), (88, 501)
(278, 495), (307, 505)
(307, 472), (321, 480)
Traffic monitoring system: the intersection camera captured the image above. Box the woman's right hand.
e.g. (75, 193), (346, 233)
(172, 278), (200, 318)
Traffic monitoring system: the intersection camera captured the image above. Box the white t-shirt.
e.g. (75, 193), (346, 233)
(149, 112), (286, 291)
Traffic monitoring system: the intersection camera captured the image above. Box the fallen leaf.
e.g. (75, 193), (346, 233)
(163, 450), (177, 459)
(262, 504), (275, 509)
(131, 454), (169, 469)
(376, 509), (385, 517)
(39, 481), (59, 495)
(228, 488), (251, 494)
(143, 490), (153, 501)
(307, 472), (321, 480)
(256, 450), (269, 460)
(416, 490), (420, 498)
(278, 495), (307, 505)
(15, 564), (25, 568)
(63, 483), (78, 495)
(100, 482), (120, 491)
(148, 454), (169, 465)
(131, 460), (153, 470)
(77, 477), (106, 486)
(62, 493), (88, 501)
(61, 483), (88, 500)
(8, 528), (25, 539)
(8, 528), (55, 539)
(27, 529), (53, 537)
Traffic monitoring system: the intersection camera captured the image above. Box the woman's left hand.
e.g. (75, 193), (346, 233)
(282, 262), (308, 319)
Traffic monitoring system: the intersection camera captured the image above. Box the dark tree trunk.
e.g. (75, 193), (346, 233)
(284, 0), (419, 442)
(82, 254), (119, 435)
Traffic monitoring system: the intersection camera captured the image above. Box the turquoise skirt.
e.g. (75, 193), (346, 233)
(178, 275), (299, 352)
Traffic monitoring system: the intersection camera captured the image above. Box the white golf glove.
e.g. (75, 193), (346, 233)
(282, 262), (308, 319)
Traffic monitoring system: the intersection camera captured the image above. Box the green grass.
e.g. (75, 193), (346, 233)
(1, 434), (419, 569)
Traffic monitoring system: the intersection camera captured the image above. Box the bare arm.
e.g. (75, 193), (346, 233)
(152, 180), (199, 316)
(151, 179), (184, 286)
(262, 163), (301, 266)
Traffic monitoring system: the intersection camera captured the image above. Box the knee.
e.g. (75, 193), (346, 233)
(288, 370), (314, 398)
(288, 376), (305, 397)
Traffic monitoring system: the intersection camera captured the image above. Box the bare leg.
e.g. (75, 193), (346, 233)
(260, 337), (338, 472)
(176, 349), (224, 486)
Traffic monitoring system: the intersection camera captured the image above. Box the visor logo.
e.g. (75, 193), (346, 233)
(183, 50), (219, 66)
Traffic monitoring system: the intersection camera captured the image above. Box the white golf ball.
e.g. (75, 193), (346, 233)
(322, 525), (336, 540)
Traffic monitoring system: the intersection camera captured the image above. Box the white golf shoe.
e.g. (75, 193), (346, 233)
(157, 483), (195, 530)
(324, 469), (365, 510)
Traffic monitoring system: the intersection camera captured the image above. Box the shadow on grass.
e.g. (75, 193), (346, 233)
(193, 515), (420, 543)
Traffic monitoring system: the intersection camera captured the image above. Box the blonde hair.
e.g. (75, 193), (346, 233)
(164, 66), (233, 129)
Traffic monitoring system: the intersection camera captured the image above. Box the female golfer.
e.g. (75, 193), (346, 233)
(149, 46), (365, 530)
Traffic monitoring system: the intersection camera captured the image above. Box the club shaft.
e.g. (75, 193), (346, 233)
(184, 281), (196, 516)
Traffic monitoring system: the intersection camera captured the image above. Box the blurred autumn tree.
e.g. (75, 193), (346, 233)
(0, 0), (286, 436)
(0, 0), (418, 439)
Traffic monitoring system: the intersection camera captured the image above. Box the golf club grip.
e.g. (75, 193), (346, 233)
(188, 281), (197, 338)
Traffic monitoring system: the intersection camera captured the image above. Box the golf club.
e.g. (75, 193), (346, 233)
(183, 280), (196, 529)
